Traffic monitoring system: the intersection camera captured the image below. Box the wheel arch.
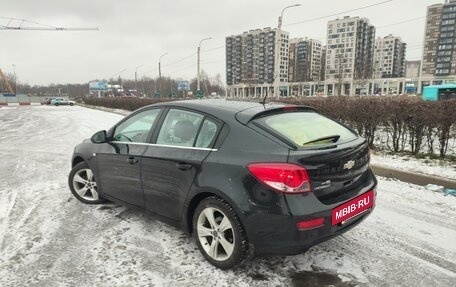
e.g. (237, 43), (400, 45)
(72, 155), (86, 167)
(185, 189), (246, 235)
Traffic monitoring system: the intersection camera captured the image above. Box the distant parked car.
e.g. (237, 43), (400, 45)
(68, 100), (377, 269)
(44, 97), (56, 105)
(51, 97), (75, 106)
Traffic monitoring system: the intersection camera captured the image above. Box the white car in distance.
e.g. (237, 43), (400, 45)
(51, 97), (75, 106)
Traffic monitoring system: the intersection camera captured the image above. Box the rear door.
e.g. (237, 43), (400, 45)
(252, 110), (372, 205)
(141, 108), (221, 220)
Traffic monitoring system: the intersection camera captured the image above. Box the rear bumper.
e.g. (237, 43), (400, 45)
(243, 172), (377, 256)
(249, 206), (374, 256)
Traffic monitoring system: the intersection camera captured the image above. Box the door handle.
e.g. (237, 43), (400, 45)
(127, 156), (139, 164)
(176, 162), (192, 170)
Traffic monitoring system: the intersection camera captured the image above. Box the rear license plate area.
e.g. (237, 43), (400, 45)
(331, 190), (374, 226)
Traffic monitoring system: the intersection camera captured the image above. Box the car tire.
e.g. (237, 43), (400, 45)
(54, 103), (58, 106)
(70, 103), (74, 106)
(193, 196), (248, 269)
(68, 161), (105, 204)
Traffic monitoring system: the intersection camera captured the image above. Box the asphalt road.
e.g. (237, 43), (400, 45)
(0, 105), (455, 287)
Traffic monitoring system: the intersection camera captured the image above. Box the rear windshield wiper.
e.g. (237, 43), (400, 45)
(302, 135), (340, 146)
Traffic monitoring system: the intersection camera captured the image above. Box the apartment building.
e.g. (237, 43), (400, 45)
(373, 34), (407, 78)
(422, 0), (456, 76)
(288, 38), (323, 82)
(325, 16), (376, 94)
(320, 45), (327, 81)
(225, 27), (289, 87)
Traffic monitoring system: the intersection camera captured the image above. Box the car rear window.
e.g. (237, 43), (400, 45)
(254, 111), (357, 148)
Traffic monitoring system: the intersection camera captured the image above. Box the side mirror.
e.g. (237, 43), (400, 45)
(91, 130), (107, 143)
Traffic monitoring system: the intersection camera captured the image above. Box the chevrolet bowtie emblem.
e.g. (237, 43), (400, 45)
(343, 160), (355, 170)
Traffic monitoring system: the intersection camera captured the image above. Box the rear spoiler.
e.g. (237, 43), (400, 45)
(236, 105), (317, 125)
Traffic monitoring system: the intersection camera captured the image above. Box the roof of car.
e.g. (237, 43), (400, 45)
(152, 99), (295, 123)
(166, 99), (278, 110)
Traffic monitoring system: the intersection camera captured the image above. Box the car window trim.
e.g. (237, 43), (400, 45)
(150, 107), (223, 149)
(147, 107), (169, 143)
(110, 141), (218, 151)
(192, 115), (206, 147)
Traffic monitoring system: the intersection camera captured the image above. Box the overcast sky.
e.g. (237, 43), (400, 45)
(1, 0), (442, 86)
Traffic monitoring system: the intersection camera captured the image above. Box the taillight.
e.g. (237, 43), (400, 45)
(247, 163), (311, 194)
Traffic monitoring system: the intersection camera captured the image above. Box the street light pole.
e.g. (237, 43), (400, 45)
(274, 4), (301, 99)
(197, 37), (212, 96)
(159, 53), (168, 98)
(118, 69), (126, 95)
(135, 65), (143, 96)
(12, 64), (16, 94)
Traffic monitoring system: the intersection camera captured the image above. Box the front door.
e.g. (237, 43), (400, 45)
(96, 108), (161, 207)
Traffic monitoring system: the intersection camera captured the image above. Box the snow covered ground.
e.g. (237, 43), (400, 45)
(0, 105), (455, 287)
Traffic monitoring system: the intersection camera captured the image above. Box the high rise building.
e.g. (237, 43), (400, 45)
(422, 0), (456, 77)
(320, 45), (327, 81)
(373, 34), (407, 78)
(325, 16), (375, 94)
(225, 28), (289, 87)
(288, 38), (323, 82)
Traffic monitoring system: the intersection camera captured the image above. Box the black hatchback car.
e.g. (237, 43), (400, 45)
(69, 100), (377, 269)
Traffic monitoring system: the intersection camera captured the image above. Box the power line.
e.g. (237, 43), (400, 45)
(162, 46), (222, 68)
(168, 63), (196, 75)
(309, 16), (428, 44)
(201, 60), (225, 65)
(142, 67), (159, 75)
(284, 0), (395, 27)
(408, 46), (424, 51)
(377, 16), (425, 29)
(163, 53), (197, 68)
(406, 41), (425, 46)
(202, 45), (224, 53)
(168, 53), (224, 75)
(144, 46), (222, 76)
(168, 60), (223, 75)
(407, 44), (423, 48)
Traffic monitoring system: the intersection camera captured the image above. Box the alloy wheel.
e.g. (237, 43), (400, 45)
(72, 168), (99, 202)
(197, 207), (235, 261)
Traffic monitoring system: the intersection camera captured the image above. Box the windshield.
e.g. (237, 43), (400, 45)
(254, 111), (357, 148)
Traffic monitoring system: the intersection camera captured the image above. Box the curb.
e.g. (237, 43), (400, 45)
(371, 164), (456, 189)
(0, 102), (42, 106)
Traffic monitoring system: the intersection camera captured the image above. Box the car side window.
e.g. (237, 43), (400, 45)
(156, 109), (204, 147)
(113, 109), (160, 143)
(195, 119), (218, 148)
